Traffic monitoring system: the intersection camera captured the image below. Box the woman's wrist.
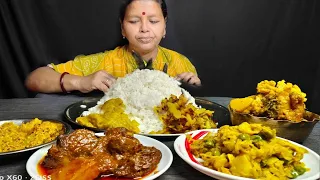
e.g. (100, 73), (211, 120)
(61, 74), (82, 92)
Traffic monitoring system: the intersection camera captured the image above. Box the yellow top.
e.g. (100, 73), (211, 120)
(51, 45), (197, 77)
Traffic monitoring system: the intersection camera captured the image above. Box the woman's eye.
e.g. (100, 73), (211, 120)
(150, 20), (159, 24)
(129, 20), (139, 24)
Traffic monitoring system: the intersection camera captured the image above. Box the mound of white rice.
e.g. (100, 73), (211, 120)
(82, 69), (196, 133)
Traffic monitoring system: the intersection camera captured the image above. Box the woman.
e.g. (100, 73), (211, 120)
(25, 0), (201, 94)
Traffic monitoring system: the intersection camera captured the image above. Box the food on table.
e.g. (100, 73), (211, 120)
(77, 98), (140, 133)
(230, 80), (307, 122)
(0, 118), (65, 153)
(188, 122), (309, 179)
(79, 69), (215, 134)
(40, 127), (162, 180)
(154, 94), (216, 134)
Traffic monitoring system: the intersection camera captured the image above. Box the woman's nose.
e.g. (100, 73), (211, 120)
(139, 20), (149, 33)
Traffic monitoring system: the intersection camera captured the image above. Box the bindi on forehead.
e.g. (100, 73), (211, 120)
(142, 12), (146, 15)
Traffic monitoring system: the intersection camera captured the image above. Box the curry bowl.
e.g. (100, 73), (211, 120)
(229, 106), (320, 143)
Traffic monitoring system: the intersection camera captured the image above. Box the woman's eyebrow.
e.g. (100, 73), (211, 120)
(126, 14), (140, 18)
(147, 14), (158, 18)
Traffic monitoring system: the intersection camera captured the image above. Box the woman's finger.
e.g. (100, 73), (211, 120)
(188, 76), (198, 85)
(182, 73), (194, 83)
(175, 73), (188, 81)
(102, 78), (112, 88)
(101, 71), (117, 84)
(189, 76), (201, 86)
(175, 72), (187, 81)
(194, 78), (201, 86)
(97, 82), (109, 92)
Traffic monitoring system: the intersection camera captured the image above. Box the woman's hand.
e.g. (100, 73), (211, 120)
(78, 70), (116, 93)
(175, 72), (201, 86)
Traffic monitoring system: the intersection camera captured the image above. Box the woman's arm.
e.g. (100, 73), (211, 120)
(25, 67), (116, 93)
(25, 67), (82, 93)
(168, 52), (201, 86)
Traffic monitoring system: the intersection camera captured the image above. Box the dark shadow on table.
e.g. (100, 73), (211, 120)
(0, 151), (34, 178)
(35, 90), (104, 99)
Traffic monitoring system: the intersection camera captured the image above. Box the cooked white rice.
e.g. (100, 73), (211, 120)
(82, 69), (196, 133)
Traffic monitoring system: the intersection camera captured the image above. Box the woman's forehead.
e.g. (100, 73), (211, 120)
(126, 0), (162, 16)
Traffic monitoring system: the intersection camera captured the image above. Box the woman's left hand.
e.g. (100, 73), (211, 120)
(175, 72), (201, 86)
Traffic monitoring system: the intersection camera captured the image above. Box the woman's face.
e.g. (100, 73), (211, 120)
(121, 0), (166, 54)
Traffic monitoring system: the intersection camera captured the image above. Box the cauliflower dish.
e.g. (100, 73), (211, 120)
(230, 80), (307, 122)
(188, 122), (309, 179)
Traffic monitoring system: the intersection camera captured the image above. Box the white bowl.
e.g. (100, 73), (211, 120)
(27, 134), (173, 180)
(174, 129), (320, 180)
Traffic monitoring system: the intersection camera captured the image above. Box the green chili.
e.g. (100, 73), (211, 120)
(251, 135), (263, 141)
(291, 170), (299, 179)
(238, 134), (250, 140)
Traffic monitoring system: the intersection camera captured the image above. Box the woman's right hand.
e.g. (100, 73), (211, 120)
(78, 70), (116, 93)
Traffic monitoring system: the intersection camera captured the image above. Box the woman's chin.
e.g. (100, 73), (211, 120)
(136, 44), (157, 53)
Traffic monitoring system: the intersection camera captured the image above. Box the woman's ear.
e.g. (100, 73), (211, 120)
(163, 23), (166, 38)
(120, 19), (125, 37)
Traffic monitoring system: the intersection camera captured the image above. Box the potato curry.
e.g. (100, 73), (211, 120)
(188, 122), (308, 179)
(230, 80), (307, 122)
(154, 94), (216, 134)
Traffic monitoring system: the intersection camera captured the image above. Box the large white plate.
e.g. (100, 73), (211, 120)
(27, 134), (173, 180)
(174, 129), (320, 180)
(95, 132), (182, 138)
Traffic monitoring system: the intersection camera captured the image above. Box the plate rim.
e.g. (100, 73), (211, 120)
(174, 129), (320, 180)
(0, 118), (71, 156)
(26, 133), (173, 180)
(63, 97), (231, 135)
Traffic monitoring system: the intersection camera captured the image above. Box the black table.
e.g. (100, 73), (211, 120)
(0, 95), (319, 180)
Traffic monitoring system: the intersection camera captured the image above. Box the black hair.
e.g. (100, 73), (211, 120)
(119, 0), (168, 22)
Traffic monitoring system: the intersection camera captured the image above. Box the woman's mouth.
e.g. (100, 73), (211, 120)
(137, 37), (153, 44)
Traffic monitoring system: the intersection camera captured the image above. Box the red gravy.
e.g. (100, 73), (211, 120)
(37, 158), (159, 180)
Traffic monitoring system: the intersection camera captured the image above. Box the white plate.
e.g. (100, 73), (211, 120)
(27, 134), (173, 180)
(96, 131), (183, 137)
(139, 133), (182, 137)
(95, 132), (182, 138)
(174, 129), (320, 180)
(0, 119), (71, 156)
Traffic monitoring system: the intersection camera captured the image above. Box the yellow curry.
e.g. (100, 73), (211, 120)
(154, 94), (216, 134)
(188, 122), (308, 179)
(0, 118), (64, 153)
(230, 80), (307, 122)
(76, 98), (140, 133)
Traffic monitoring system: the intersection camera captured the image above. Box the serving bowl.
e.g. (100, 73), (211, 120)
(174, 129), (320, 180)
(229, 106), (320, 143)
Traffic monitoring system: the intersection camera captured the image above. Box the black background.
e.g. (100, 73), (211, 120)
(0, 0), (319, 113)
